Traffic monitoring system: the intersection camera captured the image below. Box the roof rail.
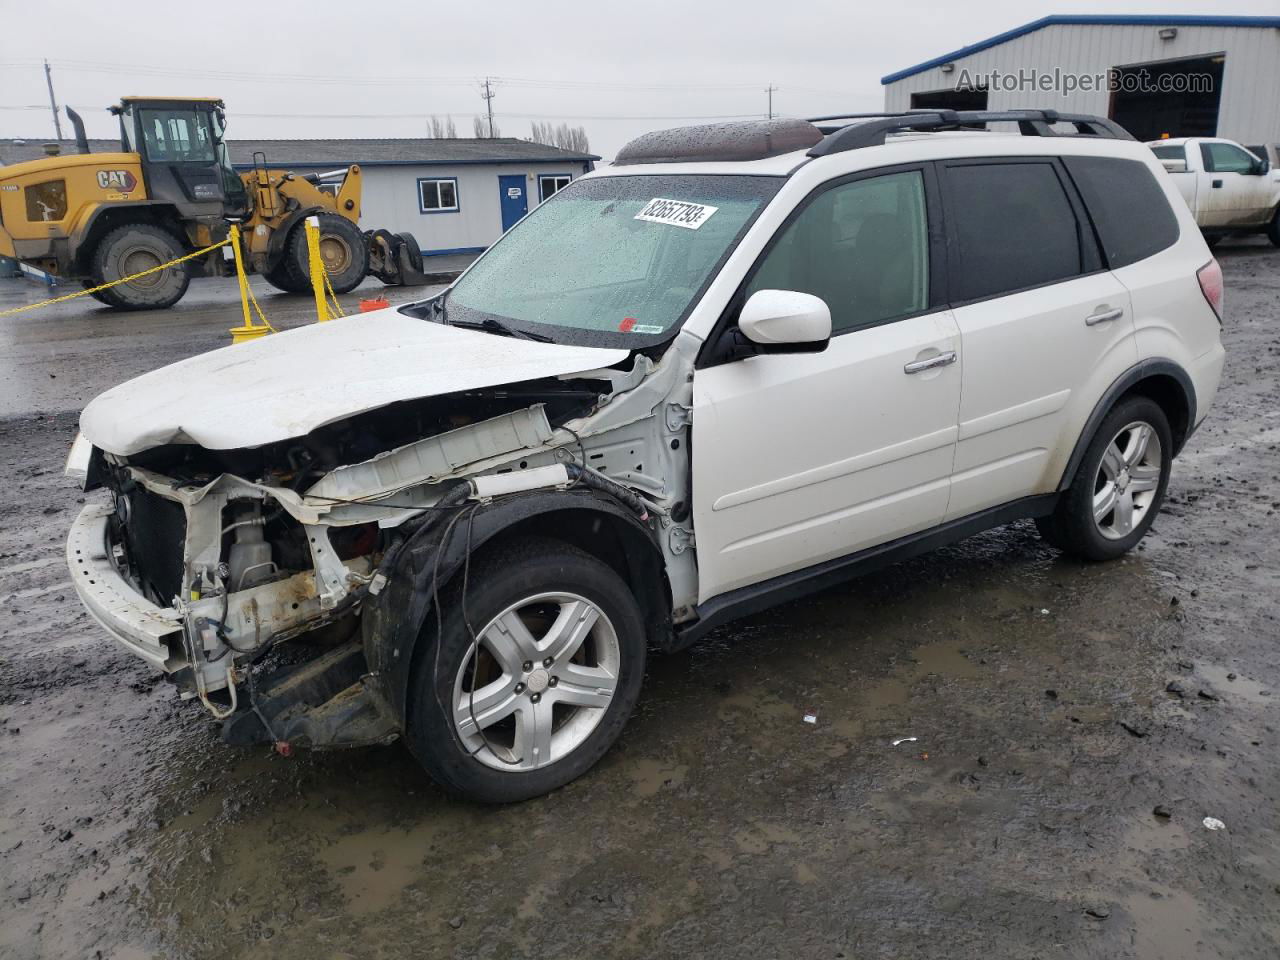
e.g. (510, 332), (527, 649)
(807, 109), (1134, 157)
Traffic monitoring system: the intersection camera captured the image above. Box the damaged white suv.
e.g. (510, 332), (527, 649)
(67, 110), (1226, 802)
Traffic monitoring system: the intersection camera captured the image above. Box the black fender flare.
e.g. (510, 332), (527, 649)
(1056, 358), (1197, 492)
(265, 204), (328, 262)
(361, 488), (666, 726)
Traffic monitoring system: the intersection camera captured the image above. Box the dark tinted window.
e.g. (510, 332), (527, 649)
(1063, 156), (1179, 269)
(1150, 144), (1186, 162)
(746, 171), (930, 333)
(943, 162), (1083, 302)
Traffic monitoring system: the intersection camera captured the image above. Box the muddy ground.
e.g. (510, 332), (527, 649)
(1, 248), (1278, 960)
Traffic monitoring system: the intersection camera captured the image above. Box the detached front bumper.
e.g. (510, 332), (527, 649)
(67, 502), (184, 671)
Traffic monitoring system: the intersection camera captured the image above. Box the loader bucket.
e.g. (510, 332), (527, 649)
(363, 229), (428, 287)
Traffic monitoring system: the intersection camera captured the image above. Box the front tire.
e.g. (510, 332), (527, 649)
(281, 213), (367, 294)
(404, 536), (646, 803)
(1037, 396), (1172, 561)
(90, 223), (190, 310)
(1267, 208), (1280, 248)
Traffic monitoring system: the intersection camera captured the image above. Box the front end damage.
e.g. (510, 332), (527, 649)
(67, 340), (699, 750)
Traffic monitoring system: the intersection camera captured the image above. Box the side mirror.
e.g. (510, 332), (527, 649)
(1160, 158), (1188, 174)
(738, 289), (831, 349)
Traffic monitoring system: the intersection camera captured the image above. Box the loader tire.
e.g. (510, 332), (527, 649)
(90, 223), (190, 310)
(262, 260), (310, 294)
(282, 213), (367, 295)
(81, 281), (115, 306)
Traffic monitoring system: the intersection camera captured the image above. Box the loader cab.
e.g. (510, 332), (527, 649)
(113, 97), (249, 219)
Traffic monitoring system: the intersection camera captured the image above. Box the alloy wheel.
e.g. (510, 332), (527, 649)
(452, 592), (620, 771)
(1093, 420), (1163, 540)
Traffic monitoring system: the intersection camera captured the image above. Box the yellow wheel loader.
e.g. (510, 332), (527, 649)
(0, 97), (426, 310)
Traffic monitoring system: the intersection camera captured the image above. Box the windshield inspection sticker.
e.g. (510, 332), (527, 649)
(635, 198), (718, 230)
(619, 317), (664, 334)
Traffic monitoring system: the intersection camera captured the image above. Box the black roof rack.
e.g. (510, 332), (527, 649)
(807, 109), (1134, 157)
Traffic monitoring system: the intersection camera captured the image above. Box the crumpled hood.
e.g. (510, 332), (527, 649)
(80, 309), (629, 456)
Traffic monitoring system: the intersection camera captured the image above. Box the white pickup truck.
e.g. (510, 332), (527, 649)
(1148, 137), (1280, 247)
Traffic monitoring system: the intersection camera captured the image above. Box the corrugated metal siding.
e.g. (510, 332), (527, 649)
(884, 23), (1280, 142)
(361, 162), (587, 255)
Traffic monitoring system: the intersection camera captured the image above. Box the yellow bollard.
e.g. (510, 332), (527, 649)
(227, 224), (274, 344)
(304, 216), (329, 323)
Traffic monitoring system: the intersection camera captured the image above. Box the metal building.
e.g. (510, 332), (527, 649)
(882, 15), (1280, 143)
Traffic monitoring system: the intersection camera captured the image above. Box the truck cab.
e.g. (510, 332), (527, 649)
(1148, 136), (1280, 246)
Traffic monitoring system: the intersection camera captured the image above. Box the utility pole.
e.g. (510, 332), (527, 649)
(765, 84), (778, 120)
(44, 60), (63, 140)
(480, 78), (496, 138)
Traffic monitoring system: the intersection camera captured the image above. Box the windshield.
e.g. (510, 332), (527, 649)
(443, 174), (781, 348)
(138, 108), (217, 163)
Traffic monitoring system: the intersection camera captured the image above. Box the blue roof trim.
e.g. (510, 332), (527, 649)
(881, 15), (1280, 84)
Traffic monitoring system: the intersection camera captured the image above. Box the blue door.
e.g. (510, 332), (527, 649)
(498, 175), (528, 232)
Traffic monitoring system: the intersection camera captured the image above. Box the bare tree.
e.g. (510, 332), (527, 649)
(425, 115), (457, 138)
(529, 121), (590, 153)
(473, 115), (501, 138)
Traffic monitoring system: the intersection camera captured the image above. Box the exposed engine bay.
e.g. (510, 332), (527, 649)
(70, 338), (700, 742)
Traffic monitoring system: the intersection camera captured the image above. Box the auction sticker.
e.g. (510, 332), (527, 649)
(635, 197), (718, 230)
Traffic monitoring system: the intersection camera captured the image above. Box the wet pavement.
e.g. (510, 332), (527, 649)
(1, 243), (1279, 959)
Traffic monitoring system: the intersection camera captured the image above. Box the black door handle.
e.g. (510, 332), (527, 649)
(1212, 179), (1223, 188)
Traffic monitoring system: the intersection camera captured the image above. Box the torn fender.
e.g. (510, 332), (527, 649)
(361, 488), (669, 724)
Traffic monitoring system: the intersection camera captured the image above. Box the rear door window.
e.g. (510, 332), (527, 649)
(1063, 156), (1180, 268)
(1150, 144), (1187, 163)
(941, 160), (1091, 303)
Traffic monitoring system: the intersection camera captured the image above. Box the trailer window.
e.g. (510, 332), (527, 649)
(419, 178), (459, 213)
(140, 109), (217, 164)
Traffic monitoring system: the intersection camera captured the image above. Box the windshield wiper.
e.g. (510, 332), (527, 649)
(446, 315), (553, 343)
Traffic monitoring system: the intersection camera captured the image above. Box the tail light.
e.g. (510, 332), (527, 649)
(1197, 258), (1223, 323)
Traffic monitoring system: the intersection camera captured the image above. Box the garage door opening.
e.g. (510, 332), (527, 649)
(909, 88), (989, 112)
(1109, 54), (1224, 141)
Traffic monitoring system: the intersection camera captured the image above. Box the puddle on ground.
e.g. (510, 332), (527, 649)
(318, 818), (454, 916)
(628, 757), (688, 798)
(1124, 886), (1206, 960)
(1196, 661), (1271, 705)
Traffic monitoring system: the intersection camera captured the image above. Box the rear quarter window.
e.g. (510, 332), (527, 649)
(1063, 156), (1179, 269)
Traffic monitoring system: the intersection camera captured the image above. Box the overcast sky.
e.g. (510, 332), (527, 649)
(2, 0), (1276, 160)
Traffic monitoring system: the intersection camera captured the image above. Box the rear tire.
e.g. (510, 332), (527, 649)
(90, 223), (189, 310)
(1267, 209), (1280, 248)
(282, 213), (367, 294)
(1038, 396), (1172, 561)
(404, 536), (646, 803)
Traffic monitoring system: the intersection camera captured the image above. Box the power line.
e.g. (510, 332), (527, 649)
(1, 58), (786, 94)
(0, 105), (767, 122)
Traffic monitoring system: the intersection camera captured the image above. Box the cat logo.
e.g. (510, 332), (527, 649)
(96, 170), (137, 193)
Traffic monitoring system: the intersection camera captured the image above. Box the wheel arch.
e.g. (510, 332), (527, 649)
(72, 204), (189, 273)
(1057, 358), (1196, 492)
(362, 489), (670, 726)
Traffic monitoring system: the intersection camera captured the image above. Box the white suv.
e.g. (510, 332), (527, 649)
(67, 109), (1226, 802)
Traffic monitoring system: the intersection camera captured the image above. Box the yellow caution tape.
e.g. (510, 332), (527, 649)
(0, 237), (233, 319)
